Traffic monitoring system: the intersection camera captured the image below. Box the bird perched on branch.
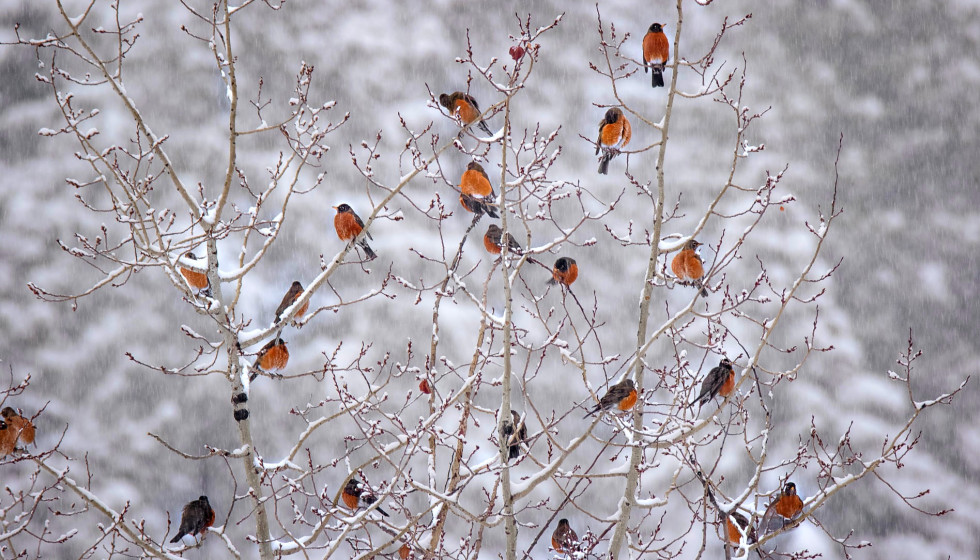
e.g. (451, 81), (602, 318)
(460, 161), (495, 199)
(250, 337), (289, 381)
(1, 407), (35, 448)
(596, 107), (632, 174)
(439, 91), (493, 136)
(178, 252), (209, 294)
(459, 162), (499, 219)
(274, 281), (308, 324)
(690, 358), (735, 408)
(484, 224), (522, 255)
(342, 477), (390, 517)
(551, 518), (579, 555)
(170, 495), (215, 544)
(760, 482), (804, 535)
(725, 511), (757, 547)
(584, 378), (638, 417)
(643, 23), (670, 88)
(334, 203), (377, 260)
(499, 409), (527, 462)
(671, 239), (709, 297)
(547, 257), (578, 288)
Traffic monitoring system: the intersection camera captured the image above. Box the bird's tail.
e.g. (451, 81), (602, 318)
(170, 534), (184, 544)
(598, 153), (612, 175)
(485, 202), (500, 219)
(376, 506), (390, 517)
(652, 66), (665, 88)
(697, 281), (709, 298)
(478, 120), (493, 136)
(360, 240), (378, 260)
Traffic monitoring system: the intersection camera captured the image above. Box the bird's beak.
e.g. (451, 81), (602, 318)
(332, 206), (339, 210)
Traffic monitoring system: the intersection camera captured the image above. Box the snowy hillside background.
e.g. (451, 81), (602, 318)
(0, 0), (977, 558)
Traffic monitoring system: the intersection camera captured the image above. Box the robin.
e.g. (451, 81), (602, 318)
(642, 23), (670, 88)
(499, 409), (527, 462)
(170, 495), (215, 544)
(547, 257), (578, 288)
(460, 193), (499, 219)
(459, 162), (499, 219)
(1, 407), (35, 447)
(725, 511), (757, 547)
(670, 239), (709, 297)
(342, 477), (390, 517)
(760, 482), (804, 535)
(0, 420), (15, 457)
(178, 252), (209, 293)
(274, 281), (308, 324)
(689, 358), (735, 408)
(250, 337), (289, 381)
(584, 378), (637, 417)
(596, 107), (632, 175)
(460, 161), (496, 198)
(551, 518), (579, 555)
(439, 91), (493, 135)
(484, 224), (522, 255)
(334, 204), (377, 260)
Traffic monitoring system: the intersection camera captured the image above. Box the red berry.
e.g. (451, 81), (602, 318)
(509, 45), (525, 61)
(419, 379), (432, 394)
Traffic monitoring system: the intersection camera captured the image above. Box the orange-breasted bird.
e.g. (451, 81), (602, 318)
(459, 162), (499, 219)
(670, 239), (709, 297)
(439, 91), (493, 136)
(499, 409), (527, 462)
(760, 482), (804, 535)
(689, 358), (735, 408)
(484, 224), (521, 255)
(1, 407), (35, 447)
(0, 420), (15, 457)
(642, 23), (670, 88)
(547, 257), (578, 288)
(551, 518), (579, 555)
(725, 511), (757, 547)
(399, 544), (411, 559)
(170, 495), (215, 544)
(596, 107), (632, 175)
(342, 477), (390, 517)
(274, 281), (308, 324)
(250, 337), (289, 381)
(584, 378), (638, 417)
(460, 162), (496, 199)
(179, 252), (209, 293)
(334, 203), (377, 260)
